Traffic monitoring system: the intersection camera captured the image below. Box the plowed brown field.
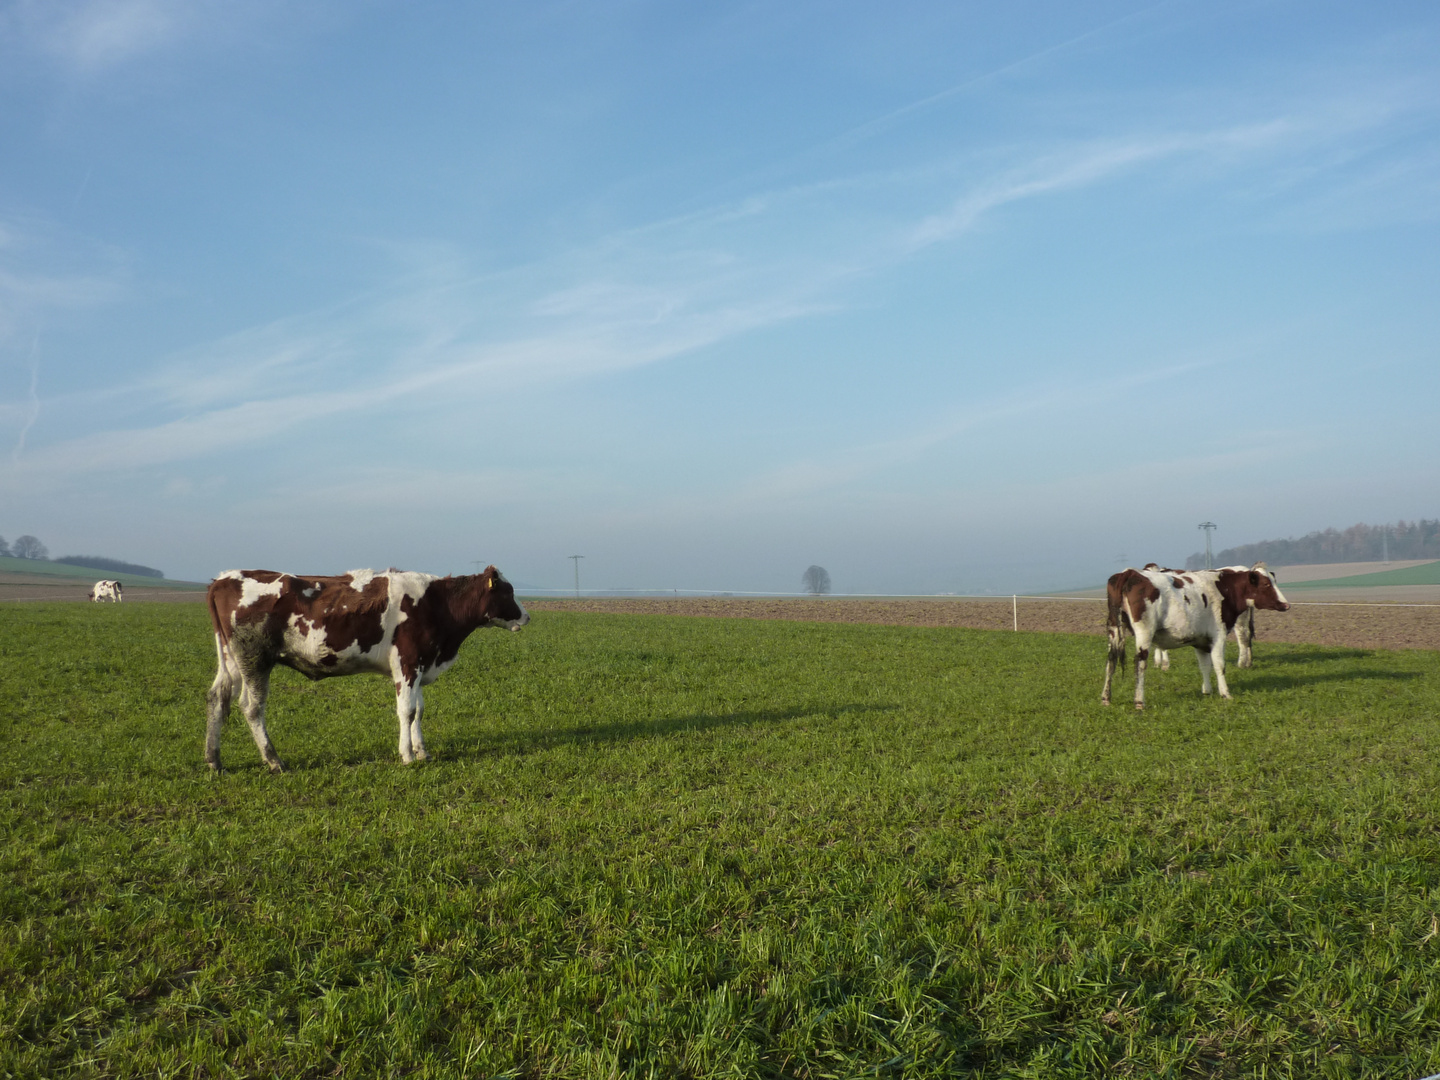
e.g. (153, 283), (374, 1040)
(525, 596), (1440, 652)
(6, 574), (1435, 651)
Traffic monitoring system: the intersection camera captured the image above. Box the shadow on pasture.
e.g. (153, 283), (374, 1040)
(1239, 667), (1420, 692)
(1252, 648), (1376, 665)
(219, 703), (894, 771)
(445, 702), (895, 761)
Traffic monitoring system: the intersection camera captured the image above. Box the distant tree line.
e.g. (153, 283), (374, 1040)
(1, 534), (164, 577)
(1184, 519), (1440, 569)
(0, 534), (48, 560)
(55, 555), (165, 579)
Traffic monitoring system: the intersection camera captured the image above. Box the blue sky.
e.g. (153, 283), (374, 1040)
(2, 1), (1437, 593)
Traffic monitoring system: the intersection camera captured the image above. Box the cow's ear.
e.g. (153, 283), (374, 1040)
(1249, 570), (1260, 585)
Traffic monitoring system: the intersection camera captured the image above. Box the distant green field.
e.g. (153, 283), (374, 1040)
(2, 604), (1439, 1078)
(1284, 560), (1440, 589)
(0, 554), (205, 589)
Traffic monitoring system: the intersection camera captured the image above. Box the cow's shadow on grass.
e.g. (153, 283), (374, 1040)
(221, 704), (894, 772)
(443, 702), (895, 762)
(1254, 647), (1377, 664)
(1238, 668), (1420, 692)
(1163, 647), (1376, 669)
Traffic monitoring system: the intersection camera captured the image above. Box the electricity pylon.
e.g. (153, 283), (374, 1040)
(1197, 522), (1217, 569)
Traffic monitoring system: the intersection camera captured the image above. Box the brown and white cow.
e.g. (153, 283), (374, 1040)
(205, 566), (528, 772)
(89, 580), (123, 602)
(1102, 565), (1289, 710)
(1143, 563), (1278, 671)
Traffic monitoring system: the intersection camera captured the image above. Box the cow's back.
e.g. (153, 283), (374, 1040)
(209, 569), (443, 679)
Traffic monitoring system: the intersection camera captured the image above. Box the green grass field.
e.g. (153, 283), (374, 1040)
(0, 555), (205, 589)
(2, 603), (1439, 1078)
(1284, 560), (1440, 589)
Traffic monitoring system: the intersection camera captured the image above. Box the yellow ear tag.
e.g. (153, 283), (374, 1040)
(487, 577), (493, 588)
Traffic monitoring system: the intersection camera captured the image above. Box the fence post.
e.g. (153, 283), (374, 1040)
(1013, 595), (1018, 632)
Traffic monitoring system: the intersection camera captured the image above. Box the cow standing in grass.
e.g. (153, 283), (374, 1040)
(205, 567), (528, 772)
(1102, 565), (1290, 710)
(89, 580), (123, 602)
(1144, 563), (1278, 671)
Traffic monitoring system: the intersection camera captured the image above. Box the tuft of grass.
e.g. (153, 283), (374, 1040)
(1, 602), (1439, 1078)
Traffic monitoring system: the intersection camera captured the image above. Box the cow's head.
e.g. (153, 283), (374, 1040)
(1248, 564), (1289, 610)
(476, 567), (529, 631)
(1218, 565), (1290, 615)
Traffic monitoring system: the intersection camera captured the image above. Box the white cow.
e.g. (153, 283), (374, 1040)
(89, 580), (123, 602)
(1102, 565), (1290, 710)
(205, 566), (529, 771)
(1144, 563), (1278, 671)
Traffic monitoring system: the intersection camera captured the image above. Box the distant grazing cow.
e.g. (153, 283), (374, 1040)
(1102, 566), (1290, 710)
(89, 580), (123, 602)
(1143, 563), (1278, 671)
(205, 567), (528, 772)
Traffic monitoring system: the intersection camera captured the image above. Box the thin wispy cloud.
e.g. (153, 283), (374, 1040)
(11, 90), (1417, 488)
(10, 331), (41, 464)
(723, 357), (1224, 508)
(830, 0), (1183, 153)
(907, 122), (1295, 251)
(1, 0), (186, 70)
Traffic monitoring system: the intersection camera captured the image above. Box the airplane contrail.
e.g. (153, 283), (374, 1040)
(11, 330), (41, 465)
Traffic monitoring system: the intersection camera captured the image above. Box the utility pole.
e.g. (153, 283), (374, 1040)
(471, 560), (484, 575)
(1382, 524), (1390, 563)
(568, 555), (584, 599)
(1197, 522), (1217, 569)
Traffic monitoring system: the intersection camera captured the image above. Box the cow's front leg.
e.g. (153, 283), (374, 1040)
(1236, 609), (1254, 669)
(394, 679), (427, 763)
(1195, 639), (1231, 699)
(1210, 636), (1231, 699)
(1195, 647), (1213, 695)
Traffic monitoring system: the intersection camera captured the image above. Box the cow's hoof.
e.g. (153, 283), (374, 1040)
(1134, 704), (1145, 712)
(266, 760), (286, 774)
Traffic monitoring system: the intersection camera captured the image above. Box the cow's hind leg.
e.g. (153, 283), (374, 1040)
(239, 667), (285, 773)
(394, 680), (427, 763)
(205, 636), (237, 771)
(1102, 625), (1126, 705)
(1133, 646), (1149, 710)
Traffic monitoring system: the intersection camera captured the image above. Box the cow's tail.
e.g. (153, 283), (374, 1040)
(206, 584), (242, 701)
(1105, 576), (1130, 674)
(1107, 619), (1128, 674)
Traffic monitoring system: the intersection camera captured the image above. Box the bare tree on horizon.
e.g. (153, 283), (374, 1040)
(12, 535), (48, 560)
(802, 565), (831, 595)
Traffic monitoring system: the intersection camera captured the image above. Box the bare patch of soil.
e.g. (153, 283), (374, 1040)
(526, 596), (1440, 652)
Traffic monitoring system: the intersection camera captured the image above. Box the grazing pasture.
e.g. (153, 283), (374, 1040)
(2, 602), (1439, 1078)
